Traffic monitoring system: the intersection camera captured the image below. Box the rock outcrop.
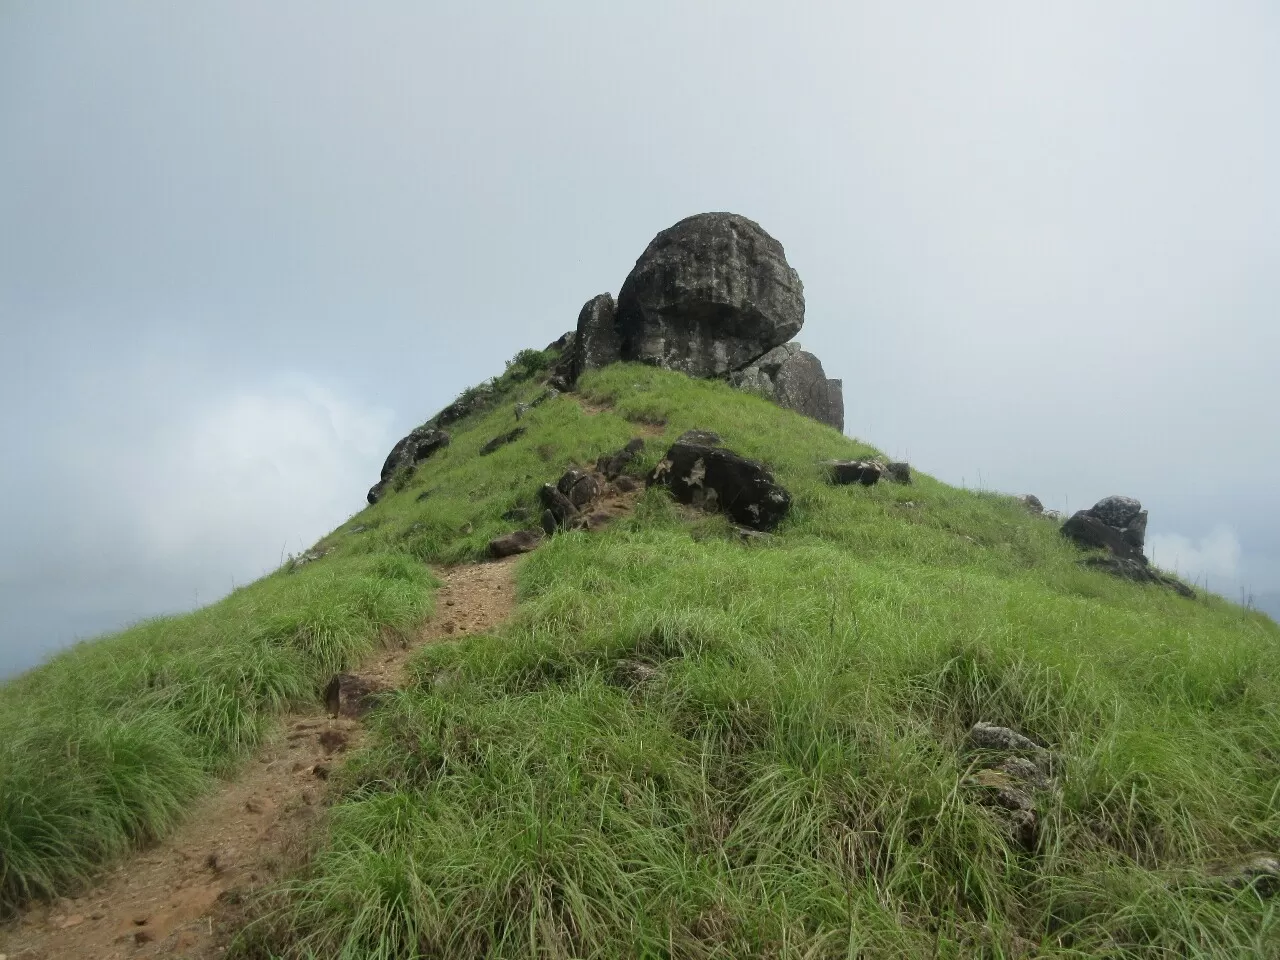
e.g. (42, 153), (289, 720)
(616, 213), (804, 378)
(732, 343), (844, 431)
(648, 438), (791, 531)
(367, 425), (451, 504)
(488, 529), (543, 558)
(1062, 495), (1192, 597)
(569, 293), (620, 381)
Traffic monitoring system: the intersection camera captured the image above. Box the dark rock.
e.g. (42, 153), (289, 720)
(648, 440), (792, 531)
(367, 426), (450, 504)
(1090, 495), (1143, 530)
(884, 461), (912, 484)
(583, 510), (614, 533)
(675, 429), (721, 447)
(479, 427), (526, 456)
(557, 468), (601, 509)
(540, 509), (558, 537)
(488, 529), (543, 558)
(732, 344), (844, 430)
(616, 212), (804, 378)
(538, 483), (579, 530)
(1061, 511), (1145, 563)
(530, 387), (559, 407)
(1020, 494), (1044, 514)
(569, 293), (621, 382)
(546, 330), (574, 352)
(774, 350), (843, 430)
(434, 384), (497, 427)
(614, 475), (639, 493)
(824, 459), (883, 486)
(545, 372), (573, 393)
(1064, 495), (1149, 556)
(1084, 556), (1196, 598)
(596, 437), (646, 479)
(323, 673), (387, 719)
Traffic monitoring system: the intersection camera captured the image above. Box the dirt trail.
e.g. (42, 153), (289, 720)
(0, 560), (519, 960)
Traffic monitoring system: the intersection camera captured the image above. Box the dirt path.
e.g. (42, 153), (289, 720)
(0, 560), (519, 960)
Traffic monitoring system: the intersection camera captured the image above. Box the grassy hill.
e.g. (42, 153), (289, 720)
(3, 353), (1279, 958)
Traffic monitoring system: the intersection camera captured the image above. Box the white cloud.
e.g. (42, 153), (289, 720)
(1147, 525), (1242, 591)
(133, 375), (393, 572)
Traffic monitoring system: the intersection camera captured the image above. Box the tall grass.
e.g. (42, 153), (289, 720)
(227, 365), (1280, 958)
(0, 552), (434, 911)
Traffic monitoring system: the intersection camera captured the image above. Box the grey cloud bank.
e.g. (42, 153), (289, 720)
(1, 2), (1277, 673)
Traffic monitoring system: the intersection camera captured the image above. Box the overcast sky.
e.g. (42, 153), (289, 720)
(2, 2), (1277, 675)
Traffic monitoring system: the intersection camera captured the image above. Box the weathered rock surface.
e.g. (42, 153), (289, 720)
(538, 482), (579, 531)
(1061, 511), (1145, 563)
(963, 722), (1056, 850)
(323, 674), (387, 719)
(731, 343), (844, 430)
(1085, 556), (1195, 598)
(675, 429), (722, 447)
(649, 439), (792, 531)
(1020, 494), (1044, 514)
(434, 384), (497, 427)
(557, 467), (601, 508)
(616, 213), (804, 378)
(569, 293), (620, 382)
(479, 427), (526, 456)
(488, 529), (543, 558)
(968, 721), (1049, 757)
(824, 459), (883, 486)
(1225, 855), (1280, 897)
(367, 426), (451, 504)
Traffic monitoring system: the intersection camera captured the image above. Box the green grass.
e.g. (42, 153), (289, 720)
(212, 364), (1280, 958)
(0, 550), (434, 911)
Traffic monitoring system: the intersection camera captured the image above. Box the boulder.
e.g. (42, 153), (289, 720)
(1020, 494), (1044, 514)
(433, 384), (497, 427)
(1085, 556), (1195, 598)
(367, 426), (450, 504)
(648, 439), (792, 531)
(479, 427), (526, 456)
(824, 459), (883, 486)
(732, 343), (844, 431)
(569, 293), (620, 382)
(675, 429), (722, 447)
(488, 529), (543, 558)
(616, 213), (804, 378)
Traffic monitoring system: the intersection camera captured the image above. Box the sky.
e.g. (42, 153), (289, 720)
(1, 2), (1277, 675)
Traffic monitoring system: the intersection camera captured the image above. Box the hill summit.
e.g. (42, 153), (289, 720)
(2, 215), (1278, 959)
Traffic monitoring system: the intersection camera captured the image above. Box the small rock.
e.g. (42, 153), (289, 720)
(557, 468), (601, 509)
(1019, 494), (1044, 514)
(614, 475), (639, 493)
(884, 461), (912, 484)
(312, 763), (330, 780)
(514, 402), (531, 421)
(823, 459), (883, 486)
(488, 529), (543, 558)
(967, 721), (1048, 756)
(596, 437), (646, 479)
(479, 426), (526, 456)
(133, 916), (149, 926)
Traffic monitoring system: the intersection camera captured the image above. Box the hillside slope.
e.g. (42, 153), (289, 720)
(3, 355), (1278, 958)
(241, 363), (1278, 958)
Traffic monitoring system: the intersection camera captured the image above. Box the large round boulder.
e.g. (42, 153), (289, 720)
(615, 213), (804, 378)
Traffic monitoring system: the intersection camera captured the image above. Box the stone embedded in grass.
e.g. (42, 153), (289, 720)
(884, 461), (912, 484)
(488, 529), (543, 558)
(479, 426), (527, 456)
(1224, 856), (1280, 898)
(734, 344), (845, 431)
(1086, 555), (1196, 598)
(596, 437), (647, 479)
(967, 721), (1050, 757)
(649, 439), (792, 532)
(1062, 495), (1194, 597)
(674, 429), (721, 447)
(556, 468), (600, 509)
(538, 482), (579, 530)
(323, 674), (387, 720)
(824, 459), (883, 486)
